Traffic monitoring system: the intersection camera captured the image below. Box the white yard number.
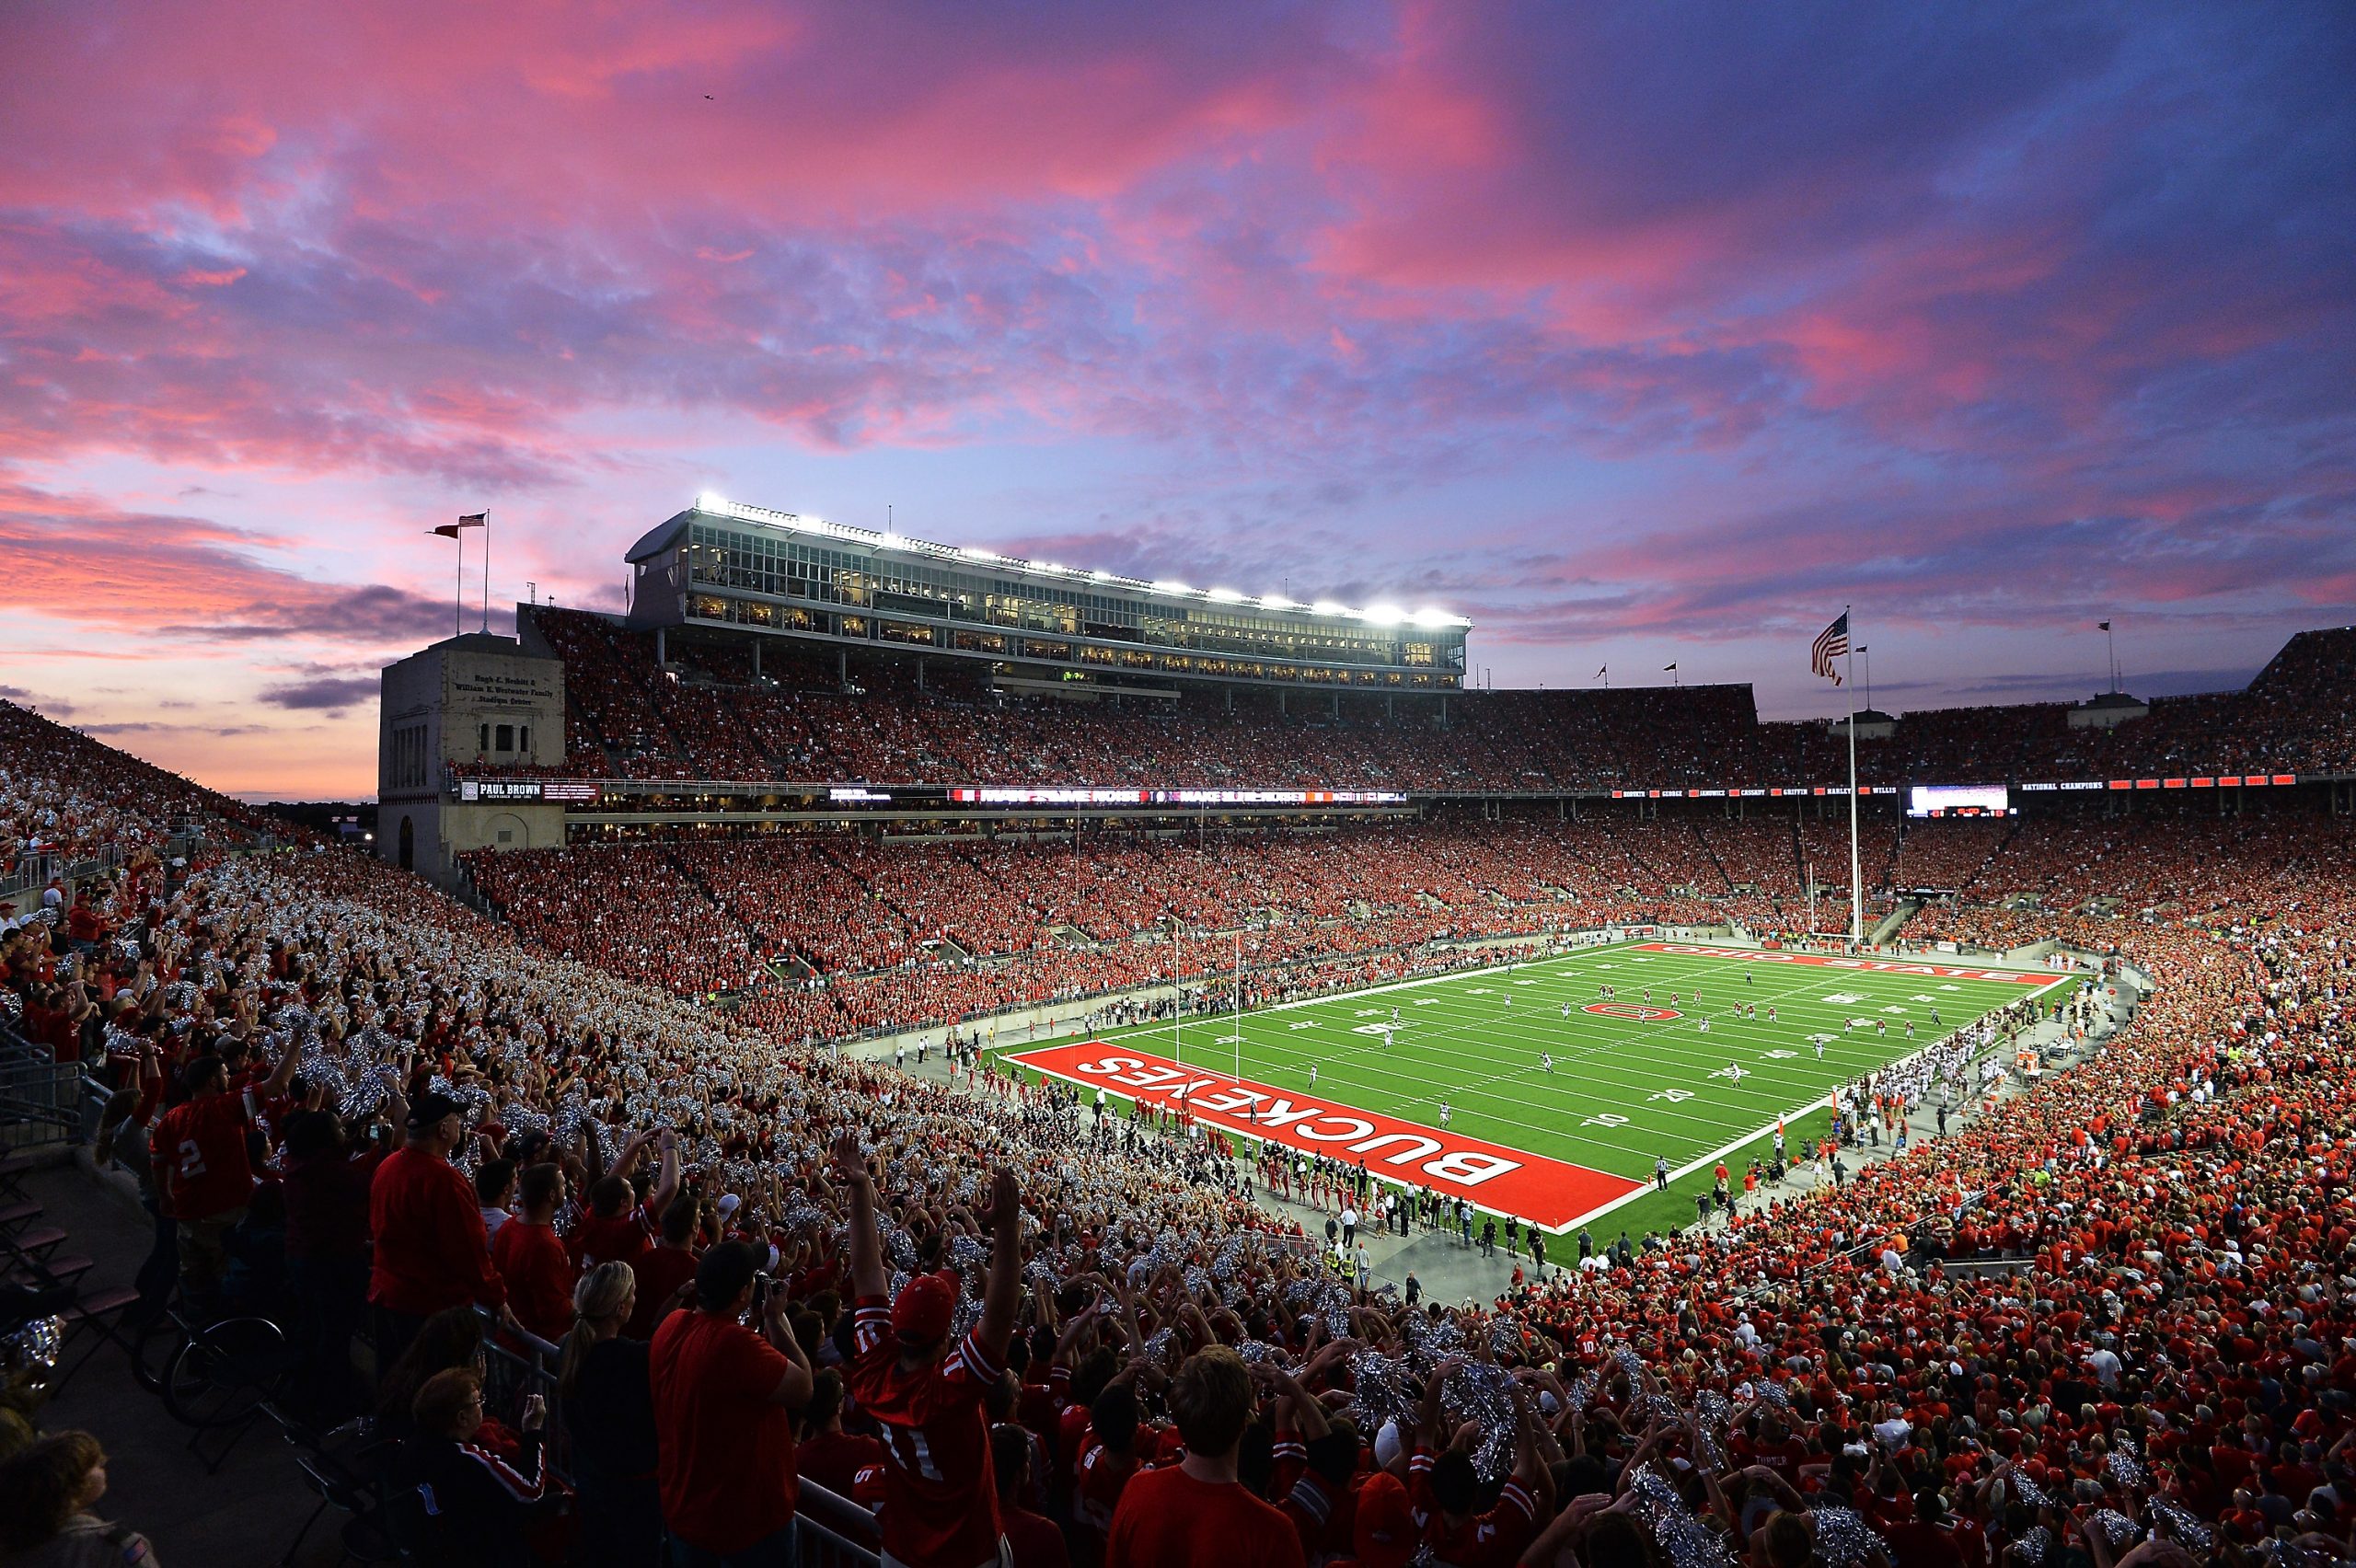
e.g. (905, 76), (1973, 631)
(1514, 979), (1540, 986)
(1937, 984), (1962, 992)
(1880, 1006), (1909, 1015)
(1910, 994), (1938, 1003)
(1822, 992), (1863, 1005)
(1763, 1049), (1797, 1059)
(1710, 1064), (1746, 1080)
(1288, 1020), (1318, 1031)
(1415, 997), (1442, 1007)
(1355, 1009), (1384, 1018)
(1582, 1112), (1631, 1127)
(1467, 987), (1492, 995)
(1647, 1089), (1694, 1103)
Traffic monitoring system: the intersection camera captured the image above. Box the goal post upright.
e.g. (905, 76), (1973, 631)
(1845, 605), (1862, 946)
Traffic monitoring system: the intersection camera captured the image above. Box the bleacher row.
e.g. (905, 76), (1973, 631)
(510, 610), (2356, 791)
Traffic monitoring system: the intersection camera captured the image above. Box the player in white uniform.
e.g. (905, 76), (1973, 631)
(1541, 1052), (1554, 1074)
(1309, 1063), (1318, 1090)
(1438, 1101), (1452, 1128)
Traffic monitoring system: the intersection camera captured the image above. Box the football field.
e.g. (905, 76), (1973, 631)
(1007, 941), (2067, 1238)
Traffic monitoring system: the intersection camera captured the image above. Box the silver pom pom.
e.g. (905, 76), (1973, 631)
(1809, 1505), (1886, 1568)
(1442, 1361), (1518, 1480)
(2105, 1439), (2145, 1489)
(1350, 1351), (1415, 1431)
(2148, 1499), (2212, 1553)
(2, 1314), (66, 1374)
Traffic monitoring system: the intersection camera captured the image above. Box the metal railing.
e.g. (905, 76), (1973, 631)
(796, 1482), (883, 1568)
(470, 1308), (573, 1485)
(468, 1307), (883, 1567)
(0, 1024), (86, 1150)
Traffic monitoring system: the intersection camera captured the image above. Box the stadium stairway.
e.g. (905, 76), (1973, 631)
(1868, 898), (1920, 945)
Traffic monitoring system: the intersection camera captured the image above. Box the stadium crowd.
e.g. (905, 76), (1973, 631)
(519, 610), (2356, 795)
(4, 699), (2356, 1568)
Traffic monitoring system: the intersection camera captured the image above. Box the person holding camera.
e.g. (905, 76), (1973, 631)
(650, 1239), (814, 1567)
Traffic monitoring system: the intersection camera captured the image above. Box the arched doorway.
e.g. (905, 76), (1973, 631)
(398, 815), (414, 871)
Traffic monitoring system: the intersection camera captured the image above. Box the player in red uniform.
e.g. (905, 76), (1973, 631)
(837, 1128), (1025, 1568)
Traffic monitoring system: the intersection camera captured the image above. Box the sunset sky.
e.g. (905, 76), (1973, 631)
(3, 2), (2351, 799)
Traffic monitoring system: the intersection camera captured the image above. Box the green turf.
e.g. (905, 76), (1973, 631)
(1019, 940), (2067, 1239)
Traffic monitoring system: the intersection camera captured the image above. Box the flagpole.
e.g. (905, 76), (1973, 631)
(481, 512), (491, 634)
(454, 528), (464, 639)
(1845, 605), (1862, 946)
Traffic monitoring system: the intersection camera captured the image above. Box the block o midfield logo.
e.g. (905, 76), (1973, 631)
(1582, 1002), (1682, 1021)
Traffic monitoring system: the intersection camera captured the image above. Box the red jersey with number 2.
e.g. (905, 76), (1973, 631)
(154, 1091), (255, 1219)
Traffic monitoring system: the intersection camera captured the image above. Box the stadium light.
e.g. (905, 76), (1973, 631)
(697, 490), (729, 513)
(1411, 606), (1458, 628)
(1091, 569), (1113, 581)
(1311, 600), (1349, 617)
(1362, 603), (1405, 625)
(878, 532), (907, 551)
(1206, 587), (1245, 603)
(1151, 580), (1194, 595)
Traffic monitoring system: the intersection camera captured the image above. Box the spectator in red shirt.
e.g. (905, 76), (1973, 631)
(838, 1129), (1026, 1568)
(570, 1127), (679, 1274)
(1106, 1346), (1305, 1568)
(152, 1045), (298, 1309)
(992, 1422), (1070, 1568)
(368, 1090), (513, 1376)
(1073, 1378), (1145, 1547)
(649, 1240), (813, 1566)
(64, 888), (107, 949)
(625, 1193), (699, 1342)
(492, 1162), (576, 1344)
(795, 1368), (885, 1500)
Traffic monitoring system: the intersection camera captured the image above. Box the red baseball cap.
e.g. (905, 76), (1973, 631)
(891, 1272), (958, 1344)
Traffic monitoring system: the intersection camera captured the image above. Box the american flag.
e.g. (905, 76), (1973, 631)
(1810, 613), (1849, 685)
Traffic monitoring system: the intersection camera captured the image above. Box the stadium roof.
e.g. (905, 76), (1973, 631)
(628, 494), (1471, 631)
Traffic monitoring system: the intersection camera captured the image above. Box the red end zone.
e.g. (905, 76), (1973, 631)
(1631, 943), (2051, 986)
(1008, 1042), (1643, 1232)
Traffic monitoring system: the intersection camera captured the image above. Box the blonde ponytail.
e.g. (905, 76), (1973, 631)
(558, 1260), (636, 1402)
